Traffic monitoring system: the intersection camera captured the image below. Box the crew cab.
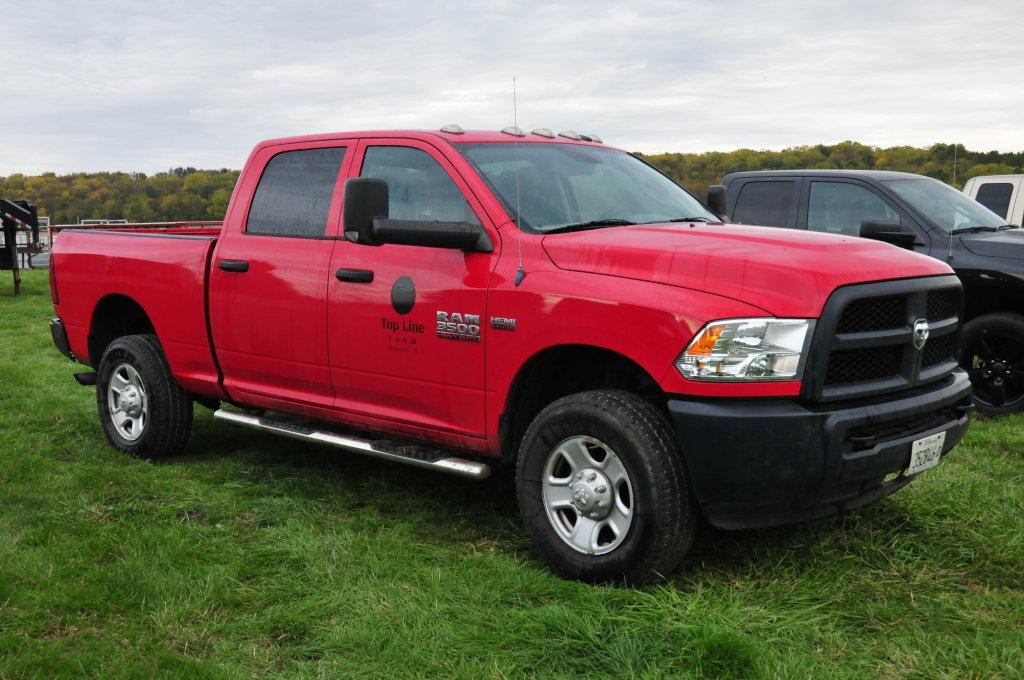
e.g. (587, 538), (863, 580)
(50, 129), (973, 582)
(708, 170), (1024, 416)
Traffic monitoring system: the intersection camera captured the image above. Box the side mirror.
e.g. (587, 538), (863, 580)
(859, 219), (918, 249)
(343, 177), (389, 246)
(343, 177), (492, 252)
(706, 185), (727, 219)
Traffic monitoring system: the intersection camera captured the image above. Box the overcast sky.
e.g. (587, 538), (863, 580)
(2, 0), (1021, 175)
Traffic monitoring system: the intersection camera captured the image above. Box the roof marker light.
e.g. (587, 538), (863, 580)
(586, 133), (603, 143)
(558, 130), (582, 140)
(531, 128), (555, 138)
(440, 124), (465, 134)
(501, 126), (526, 137)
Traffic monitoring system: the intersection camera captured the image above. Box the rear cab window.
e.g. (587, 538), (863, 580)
(732, 181), (798, 227)
(246, 147), (347, 237)
(974, 182), (1014, 219)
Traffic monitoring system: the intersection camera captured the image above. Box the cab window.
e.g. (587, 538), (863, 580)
(246, 147), (346, 237)
(807, 181), (900, 235)
(360, 146), (480, 224)
(974, 182), (1013, 219)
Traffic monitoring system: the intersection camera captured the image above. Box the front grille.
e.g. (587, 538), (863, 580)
(805, 276), (963, 402)
(826, 346), (902, 384)
(922, 333), (956, 369)
(927, 290), (957, 322)
(836, 295), (905, 333)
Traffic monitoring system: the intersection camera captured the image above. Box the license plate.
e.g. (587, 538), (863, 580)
(906, 431), (946, 476)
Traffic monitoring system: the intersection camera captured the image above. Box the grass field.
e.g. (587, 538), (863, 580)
(1, 270), (1022, 678)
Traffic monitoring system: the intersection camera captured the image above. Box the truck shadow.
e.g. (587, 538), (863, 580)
(186, 413), (1004, 589)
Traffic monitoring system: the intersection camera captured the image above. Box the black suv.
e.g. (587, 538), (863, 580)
(707, 170), (1024, 416)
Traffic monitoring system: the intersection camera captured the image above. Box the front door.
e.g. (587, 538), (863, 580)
(801, 179), (931, 255)
(210, 143), (350, 410)
(327, 139), (498, 437)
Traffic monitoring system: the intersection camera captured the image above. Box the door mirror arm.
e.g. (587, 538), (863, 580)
(343, 176), (492, 252)
(369, 218), (493, 252)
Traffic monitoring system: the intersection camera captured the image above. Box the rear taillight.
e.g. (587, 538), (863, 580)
(49, 258), (59, 304)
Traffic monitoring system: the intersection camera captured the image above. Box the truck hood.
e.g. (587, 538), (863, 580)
(959, 228), (1024, 260)
(541, 223), (951, 318)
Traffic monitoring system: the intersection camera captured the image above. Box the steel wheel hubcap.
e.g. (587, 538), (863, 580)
(107, 363), (148, 441)
(541, 436), (634, 555)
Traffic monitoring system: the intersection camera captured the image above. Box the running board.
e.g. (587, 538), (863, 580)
(212, 409), (490, 480)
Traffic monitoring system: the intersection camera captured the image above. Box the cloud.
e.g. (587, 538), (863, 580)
(1, 0), (1022, 174)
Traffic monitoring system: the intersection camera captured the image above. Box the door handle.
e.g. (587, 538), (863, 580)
(336, 268), (374, 283)
(218, 259), (249, 273)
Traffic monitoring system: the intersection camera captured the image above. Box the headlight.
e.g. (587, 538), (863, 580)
(676, 318), (814, 381)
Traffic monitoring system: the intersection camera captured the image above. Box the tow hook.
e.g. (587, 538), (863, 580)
(73, 372), (97, 386)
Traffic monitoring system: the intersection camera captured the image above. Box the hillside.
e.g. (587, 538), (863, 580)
(2, 142), (1021, 222)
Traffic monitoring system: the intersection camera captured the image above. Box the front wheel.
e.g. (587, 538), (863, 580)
(961, 313), (1024, 417)
(515, 390), (696, 583)
(96, 334), (193, 458)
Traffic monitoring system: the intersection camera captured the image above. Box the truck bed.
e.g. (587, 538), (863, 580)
(51, 226), (225, 399)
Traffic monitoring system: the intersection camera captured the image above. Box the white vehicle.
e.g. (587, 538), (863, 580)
(962, 175), (1024, 226)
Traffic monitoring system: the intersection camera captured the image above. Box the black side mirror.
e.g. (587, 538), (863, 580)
(343, 177), (389, 246)
(707, 185), (727, 219)
(859, 219), (917, 249)
(343, 177), (492, 252)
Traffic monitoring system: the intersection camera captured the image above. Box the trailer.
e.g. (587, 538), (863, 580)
(1, 199), (39, 296)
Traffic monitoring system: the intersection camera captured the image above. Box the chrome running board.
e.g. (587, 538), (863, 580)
(212, 408), (491, 480)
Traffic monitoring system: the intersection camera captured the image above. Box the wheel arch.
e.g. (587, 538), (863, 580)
(88, 294), (157, 367)
(961, 271), (1024, 322)
(498, 344), (666, 462)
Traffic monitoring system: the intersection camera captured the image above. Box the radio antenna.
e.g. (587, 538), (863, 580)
(947, 142), (957, 262)
(513, 76), (525, 286)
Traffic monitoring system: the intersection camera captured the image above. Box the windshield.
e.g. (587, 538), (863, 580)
(457, 143), (717, 232)
(883, 178), (1007, 233)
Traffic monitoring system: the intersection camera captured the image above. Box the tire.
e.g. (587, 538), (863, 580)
(515, 389), (695, 583)
(960, 312), (1024, 417)
(96, 334), (193, 458)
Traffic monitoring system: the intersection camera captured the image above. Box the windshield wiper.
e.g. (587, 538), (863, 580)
(951, 225), (1002, 234)
(666, 216), (713, 223)
(543, 218), (636, 234)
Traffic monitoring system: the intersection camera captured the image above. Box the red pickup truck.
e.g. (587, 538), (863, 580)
(49, 128), (973, 582)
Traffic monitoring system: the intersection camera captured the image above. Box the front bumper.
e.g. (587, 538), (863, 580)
(668, 370), (973, 530)
(50, 317), (74, 361)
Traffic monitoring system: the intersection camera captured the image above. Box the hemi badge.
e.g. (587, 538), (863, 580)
(490, 317), (517, 331)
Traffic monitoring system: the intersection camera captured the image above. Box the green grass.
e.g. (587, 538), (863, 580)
(1, 270), (1022, 679)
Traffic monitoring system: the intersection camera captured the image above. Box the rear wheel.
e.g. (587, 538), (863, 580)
(515, 390), (695, 583)
(96, 334), (193, 458)
(961, 313), (1024, 417)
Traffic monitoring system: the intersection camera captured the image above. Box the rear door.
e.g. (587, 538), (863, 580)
(326, 138), (498, 438)
(210, 142), (351, 410)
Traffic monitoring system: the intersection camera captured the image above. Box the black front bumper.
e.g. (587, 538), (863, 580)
(50, 317), (74, 361)
(668, 370), (973, 530)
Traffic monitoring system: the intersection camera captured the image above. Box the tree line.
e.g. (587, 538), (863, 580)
(640, 141), (1024, 200)
(0, 167), (239, 224)
(1, 142), (1022, 222)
